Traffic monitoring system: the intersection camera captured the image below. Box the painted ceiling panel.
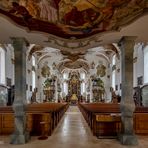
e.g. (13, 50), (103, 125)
(0, 0), (148, 39)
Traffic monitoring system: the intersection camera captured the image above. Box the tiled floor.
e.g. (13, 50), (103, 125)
(0, 106), (148, 148)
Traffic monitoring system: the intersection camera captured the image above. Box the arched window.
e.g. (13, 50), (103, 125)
(80, 72), (86, 95)
(63, 82), (68, 95)
(63, 72), (68, 95)
(32, 56), (36, 90)
(112, 54), (116, 90)
(144, 45), (148, 84)
(0, 47), (5, 84)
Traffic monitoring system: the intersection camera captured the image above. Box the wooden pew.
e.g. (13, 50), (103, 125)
(78, 103), (120, 137)
(78, 103), (148, 138)
(0, 103), (69, 136)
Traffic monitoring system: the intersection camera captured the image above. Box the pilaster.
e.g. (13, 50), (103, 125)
(10, 37), (30, 144)
(118, 36), (138, 145)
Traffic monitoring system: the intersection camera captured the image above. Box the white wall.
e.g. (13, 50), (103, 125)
(133, 43), (144, 87)
(5, 45), (14, 86)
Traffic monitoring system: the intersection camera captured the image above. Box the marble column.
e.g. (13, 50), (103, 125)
(10, 38), (30, 144)
(118, 36), (138, 145)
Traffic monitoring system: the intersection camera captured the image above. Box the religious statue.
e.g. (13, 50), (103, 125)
(31, 88), (37, 103)
(111, 88), (118, 103)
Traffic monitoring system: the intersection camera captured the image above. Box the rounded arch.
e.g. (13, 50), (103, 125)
(96, 53), (111, 64)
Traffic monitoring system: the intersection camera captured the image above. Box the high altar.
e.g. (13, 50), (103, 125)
(70, 94), (78, 105)
(68, 72), (80, 103)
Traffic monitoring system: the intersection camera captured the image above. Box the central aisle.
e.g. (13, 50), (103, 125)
(49, 106), (93, 147)
(1, 106), (148, 148)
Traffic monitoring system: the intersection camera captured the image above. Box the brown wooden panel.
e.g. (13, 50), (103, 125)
(134, 113), (148, 134)
(1, 114), (14, 134)
(0, 103), (68, 135)
(0, 114), (2, 134)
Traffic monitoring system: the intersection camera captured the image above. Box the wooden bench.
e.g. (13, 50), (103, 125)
(0, 103), (69, 136)
(78, 103), (148, 138)
(95, 114), (121, 138)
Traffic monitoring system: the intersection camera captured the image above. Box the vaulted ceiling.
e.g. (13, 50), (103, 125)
(0, 0), (148, 71)
(0, 0), (148, 39)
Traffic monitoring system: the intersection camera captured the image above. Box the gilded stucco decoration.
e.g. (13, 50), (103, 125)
(28, 45), (44, 60)
(96, 61), (106, 77)
(57, 60), (89, 72)
(0, 0), (148, 39)
(41, 61), (50, 78)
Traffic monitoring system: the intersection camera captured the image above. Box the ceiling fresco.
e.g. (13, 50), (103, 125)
(0, 0), (148, 39)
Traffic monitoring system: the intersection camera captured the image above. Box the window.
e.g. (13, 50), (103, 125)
(112, 54), (116, 90)
(63, 73), (68, 80)
(32, 56), (36, 90)
(80, 72), (86, 95)
(81, 82), (86, 95)
(63, 82), (68, 95)
(0, 47), (5, 84)
(63, 72), (68, 95)
(144, 45), (148, 84)
(80, 72), (85, 80)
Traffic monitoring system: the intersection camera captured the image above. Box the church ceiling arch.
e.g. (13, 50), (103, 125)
(57, 60), (90, 72)
(103, 44), (120, 59)
(96, 53), (111, 64)
(0, 0), (148, 40)
(37, 48), (62, 64)
(28, 44), (44, 60)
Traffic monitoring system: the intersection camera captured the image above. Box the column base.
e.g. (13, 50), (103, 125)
(10, 132), (30, 144)
(118, 134), (138, 145)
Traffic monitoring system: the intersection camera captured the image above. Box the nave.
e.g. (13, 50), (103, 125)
(0, 106), (148, 148)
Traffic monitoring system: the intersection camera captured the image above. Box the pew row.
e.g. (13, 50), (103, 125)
(78, 103), (148, 138)
(0, 103), (69, 136)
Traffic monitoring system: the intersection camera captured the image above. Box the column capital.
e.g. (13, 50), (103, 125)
(11, 37), (29, 47)
(118, 36), (137, 46)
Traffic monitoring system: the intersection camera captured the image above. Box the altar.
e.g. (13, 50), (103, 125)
(70, 94), (78, 105)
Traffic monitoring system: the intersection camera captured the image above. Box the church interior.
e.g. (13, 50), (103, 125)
(1, 0), (148, 147)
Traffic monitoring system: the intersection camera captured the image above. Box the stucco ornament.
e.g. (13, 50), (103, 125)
(41, 61), (50, 78)
(96, 62), (106, 77)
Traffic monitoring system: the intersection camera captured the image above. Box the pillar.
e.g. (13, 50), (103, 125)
(118, 36), (138, 145)
(10, 38), (30, 144)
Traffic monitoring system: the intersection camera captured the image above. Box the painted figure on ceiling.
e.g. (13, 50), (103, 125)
(0, 0), (15, 10)
(39, 0), (58, 23)
(19, 0), (41, 18)
(9, 2), (32, 22)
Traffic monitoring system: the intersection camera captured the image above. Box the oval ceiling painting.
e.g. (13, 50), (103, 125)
(0, 0), (148, 39)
